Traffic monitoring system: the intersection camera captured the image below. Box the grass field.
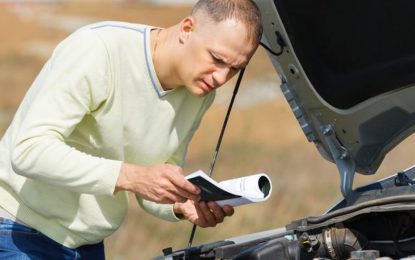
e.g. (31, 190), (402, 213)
(1, 2), (415, 259)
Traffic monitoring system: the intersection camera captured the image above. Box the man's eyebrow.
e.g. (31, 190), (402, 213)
(211, 51), (226, 62)
(211, 51), (244, 70)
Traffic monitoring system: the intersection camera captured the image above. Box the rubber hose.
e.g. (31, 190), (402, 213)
(322, 227), (368, 259)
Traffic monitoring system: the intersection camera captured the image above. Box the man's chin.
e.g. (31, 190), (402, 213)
(187, 86), (209, 97)
(194, 91), (207, 97)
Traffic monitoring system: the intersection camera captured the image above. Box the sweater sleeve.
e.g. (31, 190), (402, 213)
(136, 196), (181, 222)
(10, 28), (122, 196)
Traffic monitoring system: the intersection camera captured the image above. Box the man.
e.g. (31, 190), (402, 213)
(0, 0), (262, 258)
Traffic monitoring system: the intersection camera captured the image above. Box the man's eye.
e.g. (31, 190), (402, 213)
(211, 54), (222, 63)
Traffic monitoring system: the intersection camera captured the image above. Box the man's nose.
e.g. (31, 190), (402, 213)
(213, 67), (230, 87)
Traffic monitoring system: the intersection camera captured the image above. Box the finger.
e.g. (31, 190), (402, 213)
(207, 202), (225, 223)
(154, 197), (175, 204)
(198, 201), (216, 227)
(165, 191), (188, 204)
(222, 205), (235, 217)
(168, 173), (201, 197)
(194, 201), (208, 227)
(152, 177), (188, 203)
(163, 179), (200, 202)
(153, 187), (187, 204)
(175, 187), (201, 202)
(165, 164), (183, 174)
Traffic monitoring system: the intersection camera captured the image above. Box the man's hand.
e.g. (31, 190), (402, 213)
(115, 163), (201, 204)
(174, 200), (235, 227)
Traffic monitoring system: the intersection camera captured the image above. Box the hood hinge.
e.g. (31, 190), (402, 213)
(321, 124), (356, 198)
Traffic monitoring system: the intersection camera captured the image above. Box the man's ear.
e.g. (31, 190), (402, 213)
(179, 16), (195, 44)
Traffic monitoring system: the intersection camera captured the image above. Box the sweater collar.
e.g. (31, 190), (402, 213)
(144, 26), (175, 98)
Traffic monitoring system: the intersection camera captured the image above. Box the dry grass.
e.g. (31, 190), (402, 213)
(1, 2), (414, 259)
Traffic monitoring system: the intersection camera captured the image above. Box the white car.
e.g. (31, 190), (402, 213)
(155, 0), (415, 258)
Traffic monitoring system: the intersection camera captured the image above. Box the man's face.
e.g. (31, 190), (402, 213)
(178, 17), (258, 97)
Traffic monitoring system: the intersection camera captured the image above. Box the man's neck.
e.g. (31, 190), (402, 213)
(151, 26), (182, 91)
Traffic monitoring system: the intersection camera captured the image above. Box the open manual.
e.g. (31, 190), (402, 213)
(186, 170), (272, 207)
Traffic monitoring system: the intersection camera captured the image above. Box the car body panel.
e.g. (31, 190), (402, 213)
(257, 0), (415, 196)
(153, 1), (415, 259)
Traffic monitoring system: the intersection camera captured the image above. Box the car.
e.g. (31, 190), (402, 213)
(154, 0), (415, 258)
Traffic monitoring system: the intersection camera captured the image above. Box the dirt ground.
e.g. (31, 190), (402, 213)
(1, 2), (415, 259)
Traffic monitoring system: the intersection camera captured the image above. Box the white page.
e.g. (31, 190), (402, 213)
(186, 170), (272, 207)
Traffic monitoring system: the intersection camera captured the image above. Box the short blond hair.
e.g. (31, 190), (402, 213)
(191, 0), (263, 45)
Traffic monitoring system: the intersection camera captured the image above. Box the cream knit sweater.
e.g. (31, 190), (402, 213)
(0, 21), (214, 248)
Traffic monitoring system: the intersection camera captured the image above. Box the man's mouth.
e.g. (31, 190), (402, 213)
(201, 80), (214, 92)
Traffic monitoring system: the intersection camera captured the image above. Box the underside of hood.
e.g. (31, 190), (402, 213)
(256, 0), (415, 196)
(274, 0), (415, 109)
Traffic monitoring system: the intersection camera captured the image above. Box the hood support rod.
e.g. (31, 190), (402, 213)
(187, 68), (246, 249)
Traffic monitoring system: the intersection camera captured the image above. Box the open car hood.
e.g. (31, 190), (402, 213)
(256, 0), (415, 197)
(153, 1), (415, 259)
